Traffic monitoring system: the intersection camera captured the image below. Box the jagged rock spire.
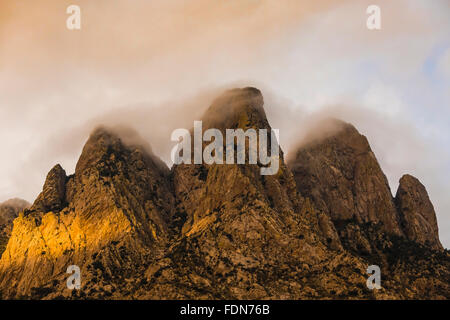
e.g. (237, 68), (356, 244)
(31, 164), (67, 213)
(201, 87), (269, 131)
(0, 88), (447, 300)
(395, 174), (443, 250)
(288, 118), (445, 254)
(288, 118), (403, 236)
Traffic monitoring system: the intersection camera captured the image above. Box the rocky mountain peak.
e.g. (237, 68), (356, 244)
(288, 118), (403, 236)
(395, 174), (443, 250)
(298, 118), (368, 152)
(31, 164), (67, 213)
(0, 126), (175, 298)
(75, 126), (169, 181)
(0, 88), (448, 300)
(67, 125), (174, 234)
(75, 127), (126, 178)
(171, 88), (345, 287)
(201, 87), (268, 131)
(288, 117), (445, 258)
(173, 87), (301, 233)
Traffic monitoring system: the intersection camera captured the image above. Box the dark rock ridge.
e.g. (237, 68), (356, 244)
(162, 87), (357, 299)
(31, 164), (67, 213)
(287, 118), (443, 252)
(288, 119), (403, 237)
(288, 118), (448, 298)
(395, 174), (442, 250)
(0, 88), (448, 300)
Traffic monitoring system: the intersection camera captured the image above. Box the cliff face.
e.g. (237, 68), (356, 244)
(395, 174), (442, 250)
(30, 165), (67, 213)
(287, 118), (443, 252)
(0, 199), (30, 256)
(173, 88), (314, 240)
(288, 118), (449, 298)
(0, 128), (175, 299)
(288, 119), (403, 237)
(157, 88), (358, 299)
(0, 88), (448, 300)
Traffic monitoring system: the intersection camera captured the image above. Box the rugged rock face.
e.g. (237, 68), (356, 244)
(0, 127), (175, 299)
(173, 88), (312, 240)
(288, 119), (403, 237)
(0, 199), (30, 256)
(288, 118), (449, 299)
(31, 165), (67, 213)
(0, 88), (448, 300)
(287, 118), (444, 253)
(395, 174), (442, 250)
(152, 87), (360, 299)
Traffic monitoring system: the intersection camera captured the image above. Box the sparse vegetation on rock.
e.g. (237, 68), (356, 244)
(0, 88), (448, 299)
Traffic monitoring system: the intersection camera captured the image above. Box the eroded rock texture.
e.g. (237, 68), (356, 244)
(0, 128), (174, 299)
(31, 164), (67, 213)
(288, 119), (403, 236)
(0, 199), (30, 256)
(288, 118), (449, 299)
(0, 88), (448, 300)
(395, 174), (442, 250)
(150, 87), (360, 299)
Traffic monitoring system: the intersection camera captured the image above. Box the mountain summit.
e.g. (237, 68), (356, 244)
(288, 118), (442, 251)
(0, 127), (175, 298)
(0, 88), (448, 299)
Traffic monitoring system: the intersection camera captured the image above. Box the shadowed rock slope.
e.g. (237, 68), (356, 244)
(395, 174), (442, 250)
(142, 87), (365, 299)
(0, 88), (448, 299)
(288, 118), (449, 299)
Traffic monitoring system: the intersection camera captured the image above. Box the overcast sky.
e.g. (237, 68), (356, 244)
(0, 0), (449, 247)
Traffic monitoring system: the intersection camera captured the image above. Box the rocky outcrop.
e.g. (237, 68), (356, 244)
(287, 119), (444, 254)
(31, 165), (67, 213)
(395, 174), (442, 250)
(0, 127), (175, 299)
(288, 118), (449, 299)
(0, 88), (448, 300)
(288, 119), (403, 236)
(0, 199), (30, 256)
(173, 88), (310, 239)
(152, 87), (360, 299)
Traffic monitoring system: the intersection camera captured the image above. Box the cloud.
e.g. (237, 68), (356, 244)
(438, 47), (450, 78)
